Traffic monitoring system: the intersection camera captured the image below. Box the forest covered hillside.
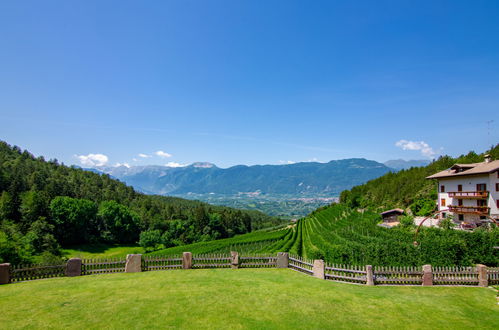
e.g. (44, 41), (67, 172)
(340, 144), (499, 215)
(0, 141), (282, 264)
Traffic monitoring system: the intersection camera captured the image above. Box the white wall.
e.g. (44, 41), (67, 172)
(436, 172), (499, 221)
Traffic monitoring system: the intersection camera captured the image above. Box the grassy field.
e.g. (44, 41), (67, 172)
(62, 244), (145, 258)
(0, 269), (497, 329)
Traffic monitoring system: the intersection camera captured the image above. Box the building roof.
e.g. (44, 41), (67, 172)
(380, 208), (404, 216)
(426, 160), (499, 180)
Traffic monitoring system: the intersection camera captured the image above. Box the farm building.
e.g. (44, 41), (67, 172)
(426, 155), (499, 228)
(380, 208), (404, 223)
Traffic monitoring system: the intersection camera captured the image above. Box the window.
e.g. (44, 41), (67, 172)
(476, 183), (487, 191)
(442, 212), (446, 218)
(458, 214), (464, 221)
(441, 198), (446, 207)
(458, 199), (463, 206)
(477, 199), (486, 207)
(458, 184), (463, 192)
(440, 185), (445, 193)
(496, 183), (499, 192)
(480, 216), (486, 220)
(497, 200), (499, 208)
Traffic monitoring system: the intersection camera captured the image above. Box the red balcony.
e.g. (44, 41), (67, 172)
(447, 205), (490, 215)
(447, 191), (488, 199)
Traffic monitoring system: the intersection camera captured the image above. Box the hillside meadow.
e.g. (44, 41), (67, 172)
(1, 269), (498, 329)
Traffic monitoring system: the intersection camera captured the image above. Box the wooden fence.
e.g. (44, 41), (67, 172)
(374, 266), (423, 285)
(142, 255), (182, 271)
(288, 255), (314, 275)
(1, 253), (496, 288)
(82, 258), (126, 275)
(9, 263), (65, 282)
(433, 266), (479, 286)
(326, 263), (367, 284)
(240, 255), (277, 268)
(489, 267), (499, 285)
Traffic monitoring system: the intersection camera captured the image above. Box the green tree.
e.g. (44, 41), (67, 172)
(98, 201), (140, 244)
(139, 229), (162, 252)
(0, 191), (14, 220)
(49, 196), (98, 245)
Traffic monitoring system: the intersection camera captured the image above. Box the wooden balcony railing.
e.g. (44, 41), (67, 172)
(447, 191), (488, 199)
(447, 206), (490, 215)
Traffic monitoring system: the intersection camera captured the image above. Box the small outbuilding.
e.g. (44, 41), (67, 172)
(380, 208), (404, 223)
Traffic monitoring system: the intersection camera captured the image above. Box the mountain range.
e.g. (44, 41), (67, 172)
(383, 159), (430, 170)
(90, 158), (404, 197)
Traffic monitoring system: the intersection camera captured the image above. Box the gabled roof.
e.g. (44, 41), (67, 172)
(380, 208), (404, 216)
(426, 160), (499, 179)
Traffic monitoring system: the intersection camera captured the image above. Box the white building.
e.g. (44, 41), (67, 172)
(426, 155), (499, 227)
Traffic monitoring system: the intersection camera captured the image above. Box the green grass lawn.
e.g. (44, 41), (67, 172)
(1, 269), (498, 329)
(62, 244), (145, 259)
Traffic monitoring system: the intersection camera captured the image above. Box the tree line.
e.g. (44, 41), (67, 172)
(0, 141), (282, 264)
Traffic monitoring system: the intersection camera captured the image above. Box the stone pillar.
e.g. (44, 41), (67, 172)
(125, 254), (142, 273)
(182, 252), (192, 269)
(230, 251), (239, 269)
(422, 264), (433, 286)
(366, 265), (374, 286)
(66, 258), (82, 277)
(477, 264), (488, 287)
(313, 259), (325, 279)
(0, 263), (10, 284)
(276, 252), (289, 268)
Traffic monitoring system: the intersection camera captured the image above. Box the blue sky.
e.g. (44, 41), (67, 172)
(1, 1), (498, 168)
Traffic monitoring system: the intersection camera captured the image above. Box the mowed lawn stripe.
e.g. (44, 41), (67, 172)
(0, 269), (497, 329)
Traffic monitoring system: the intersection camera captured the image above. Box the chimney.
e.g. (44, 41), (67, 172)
(484, 154), (491, 163)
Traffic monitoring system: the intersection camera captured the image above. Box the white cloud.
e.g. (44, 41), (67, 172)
(76, 153), (109, 167)
(279, 160), (296, 164)
(395, 140), (437, 158)
(115, 162), (130, 168)
(155, 150), (172, 158)
(165, 162), (187, 168)
(138, 153), (151, 158)
(132, 158), (138, 162)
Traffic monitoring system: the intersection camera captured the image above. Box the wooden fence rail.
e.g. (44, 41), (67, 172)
(374, 266), (423, 285)
(288, 255), (314, 275)
(82, 258), (126, 275)
(433, 266), (479, 285)
(10, 263), (66, 282)
(326, 264), (367, 284)
(1, 253), (497, 288)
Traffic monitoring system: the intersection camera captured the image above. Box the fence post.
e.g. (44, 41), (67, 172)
(0, 263), (10, 284)
(231, 251), (239, 269)
(125, 254), (142, 273)
(476, 264), (488, 287)
(183, 252), (192, 269)
(313, 259), (325, 279)
(276, 252), (289, 268)
(366, 265), (374, 286)
(422, 264), (433, 286)
(66, 258), (82, 277)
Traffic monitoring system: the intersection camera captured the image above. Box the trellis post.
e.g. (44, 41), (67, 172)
(0, 263), (10, 284)
(183, 252), (192, 269)
(313, 259), (325, 279)
(276, 252), (289, 268)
